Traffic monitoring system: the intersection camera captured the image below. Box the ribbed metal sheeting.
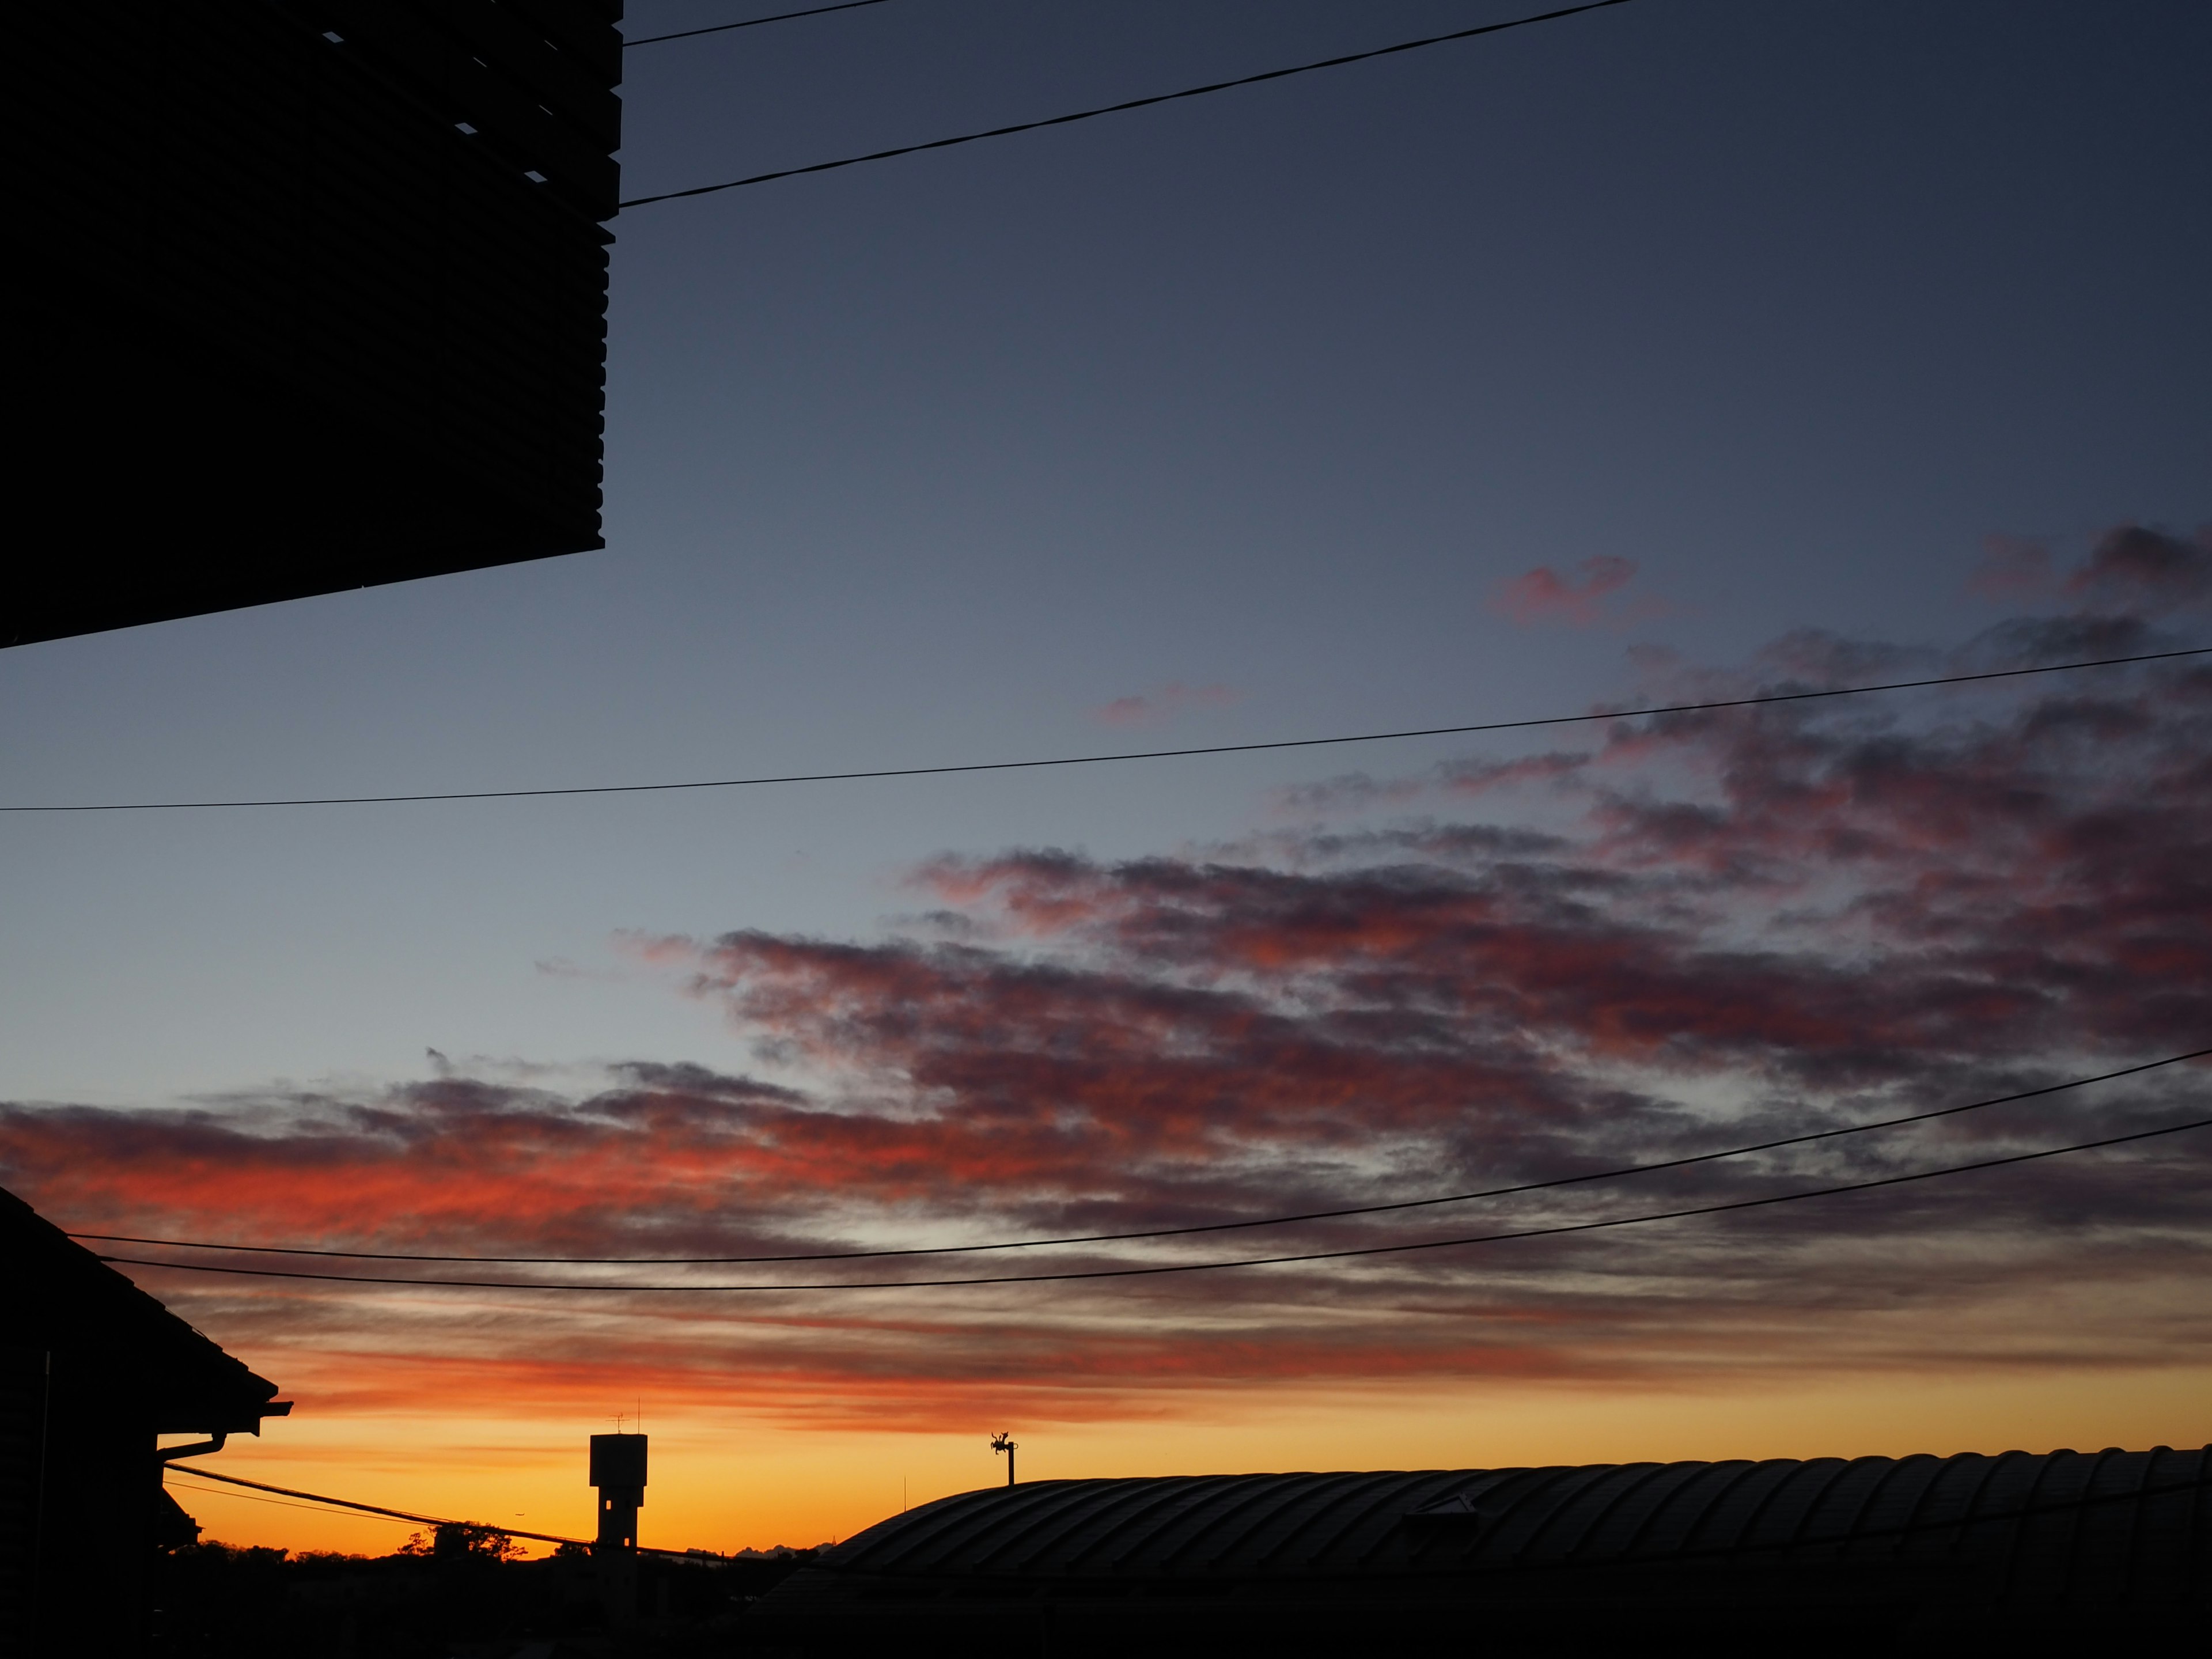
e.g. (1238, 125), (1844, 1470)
(821, 1448), (2210, 1592)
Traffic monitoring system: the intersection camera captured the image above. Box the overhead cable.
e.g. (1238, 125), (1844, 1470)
(70, 1047), (2210, 1264)
(165, 1466), (578, 1546)
(97, 1115), (2212, 1293)
(164, 1464), (707, 1559)
(626, 0), (902, 49)
(163, 1477), (440, 1529)
(618, 0), (1639, 208)
(7, 645), (2200, 814)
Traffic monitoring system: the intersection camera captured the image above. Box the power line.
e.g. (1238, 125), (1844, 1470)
(166, 1464), (711, 1558)
(71, 1048), (2210, 1264)
(164, 1477), (423, 1529)
(626, 0), (902, 49)
(8, 646), (2200, 814)
(618, 0), (1639, 209)
(99, 1115), (2211, 1293)
(167, 1467), (561, 1541)
(168, 1467), (588, 1551)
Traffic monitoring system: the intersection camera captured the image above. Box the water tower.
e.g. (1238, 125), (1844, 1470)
(590, 1432), (647, 1551)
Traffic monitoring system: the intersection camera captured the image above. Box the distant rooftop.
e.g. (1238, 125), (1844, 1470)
(757, 1450), (2211, 1653)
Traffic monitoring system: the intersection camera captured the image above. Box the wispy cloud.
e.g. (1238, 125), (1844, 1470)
(2063, 522), (2212, 611)
(6, 532), (2207, 1431)
(1969, 522), (2209, 611)
(1092, 681), (1238, 728)
(1491, 555), (1649, 628)
(1967, 533), (2056, 603)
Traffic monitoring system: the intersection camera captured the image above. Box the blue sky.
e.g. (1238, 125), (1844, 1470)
(6, 0), (2210, 1552)
(6, 0), (2204, 1108)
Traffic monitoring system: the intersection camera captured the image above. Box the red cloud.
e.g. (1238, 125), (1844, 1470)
(1492, 556), (1641, 627)
(9, 605), (2209, 1433)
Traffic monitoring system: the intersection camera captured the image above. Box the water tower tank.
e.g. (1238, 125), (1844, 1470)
(590, 1432), (647, 1550)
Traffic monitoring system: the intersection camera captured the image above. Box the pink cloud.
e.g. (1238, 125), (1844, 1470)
(1092, 681), (1238, 728)
(1492, 556), (1641, 627)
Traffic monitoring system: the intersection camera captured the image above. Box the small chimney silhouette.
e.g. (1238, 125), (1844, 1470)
(991, 1432), (1017, 1487)
(590, 1432), (647, 1551)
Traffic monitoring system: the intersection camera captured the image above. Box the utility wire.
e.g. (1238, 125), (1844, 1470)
(164, 1476), (429, 1529)
(626, 0), (901, 49)
(164, 1464), (713, 1558)
(8, 646), (2200, 814)
(71, 1048), (2210, 1264)
(165, 1465), (578, 1545)
(98, 1115), (2212, 1293)
(618, 0), (1638, 208)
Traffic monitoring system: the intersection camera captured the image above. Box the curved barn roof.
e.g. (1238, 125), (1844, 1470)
(813, 1447), (2210, 1589)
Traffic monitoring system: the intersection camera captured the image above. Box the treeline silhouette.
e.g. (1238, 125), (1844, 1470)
(146, 1533), (817, 1657)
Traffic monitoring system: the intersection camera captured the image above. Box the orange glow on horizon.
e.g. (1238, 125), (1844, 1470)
(168, 1362), (2212, 1560)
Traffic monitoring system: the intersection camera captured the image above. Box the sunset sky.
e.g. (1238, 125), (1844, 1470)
(2, 0), (2207, 1556)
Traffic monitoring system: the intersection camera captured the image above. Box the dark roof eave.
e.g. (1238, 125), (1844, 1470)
(3, 1184), (288, 1423)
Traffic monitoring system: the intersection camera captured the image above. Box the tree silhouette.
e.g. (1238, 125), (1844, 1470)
(397, 1524), (523, 1562)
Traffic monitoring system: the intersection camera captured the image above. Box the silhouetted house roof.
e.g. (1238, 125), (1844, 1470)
(1, 1184), (290, 1654)
(8, 2), (623, 646)
(755, 1452), (2211, 1655)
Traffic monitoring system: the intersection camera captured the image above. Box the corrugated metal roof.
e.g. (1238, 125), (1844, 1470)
(810, 1447), (2210, 1592)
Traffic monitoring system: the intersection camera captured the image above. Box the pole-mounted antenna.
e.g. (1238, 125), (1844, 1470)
(990, 1433), (1017, 1487)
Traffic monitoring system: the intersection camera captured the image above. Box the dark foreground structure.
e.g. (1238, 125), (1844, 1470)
(147, 1540), (811, 1657)
(1, 1186), (290, 1654)
(752, 1450), (2211, 1657)
(9, 2), (623, 647)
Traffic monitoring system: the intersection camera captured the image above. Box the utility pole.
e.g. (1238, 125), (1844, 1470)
(990, 1432), (1017, 1487)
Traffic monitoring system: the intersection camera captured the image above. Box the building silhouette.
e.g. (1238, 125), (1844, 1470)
(9, 3), (623, 647)
(591, 1430), (647, 1552)
(754, 1455), (2211, 1655)
(1, 1185), (290, 1655)
(590, 1429), (647, 1628)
